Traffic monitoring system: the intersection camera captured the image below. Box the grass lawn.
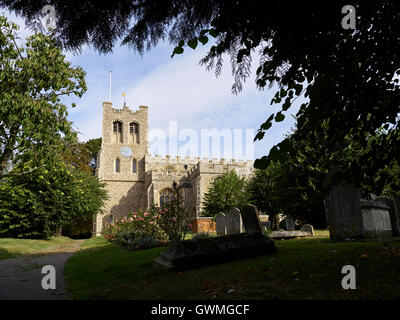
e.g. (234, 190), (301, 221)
(0, 236), (81, 260)
(64, 230), (400, 300)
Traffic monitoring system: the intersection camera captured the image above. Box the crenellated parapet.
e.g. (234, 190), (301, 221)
(145, 154), (253, 167)
(103, 102), (148, 116)
(145, 154), (253, 180)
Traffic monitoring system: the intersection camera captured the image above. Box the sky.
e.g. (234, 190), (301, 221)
(3, 9), (305, 161)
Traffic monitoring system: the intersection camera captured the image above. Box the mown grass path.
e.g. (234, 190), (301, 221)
(0, 238), (83, 300)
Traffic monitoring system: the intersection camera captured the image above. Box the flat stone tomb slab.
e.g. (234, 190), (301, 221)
(153, 233), (277, 272)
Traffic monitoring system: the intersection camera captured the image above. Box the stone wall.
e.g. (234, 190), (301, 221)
(190, 217), (216, 233)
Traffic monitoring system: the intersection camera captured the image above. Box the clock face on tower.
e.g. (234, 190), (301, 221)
(120, 146), (132, 158)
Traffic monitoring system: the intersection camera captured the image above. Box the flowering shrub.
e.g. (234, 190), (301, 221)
(102, 198), (191, 248)
(155, 199), (191, 243)
(102, 208), (164, 248)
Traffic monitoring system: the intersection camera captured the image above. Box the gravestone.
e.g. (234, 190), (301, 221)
(269, 230), (311, 239)
(324, 182), (364, 240)
(300, 224), (315, 236)
(226, 208), (244, 234)
(360, 199), (392, 239)
(240, 204), (262, 234)
(285, 217), (296, 231)
(376, 196), (400, 237)
(216, 212), (227, 236)
(259, 215), (270, 230)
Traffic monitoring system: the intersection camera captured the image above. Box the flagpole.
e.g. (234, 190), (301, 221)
(108, 71), (112, 102)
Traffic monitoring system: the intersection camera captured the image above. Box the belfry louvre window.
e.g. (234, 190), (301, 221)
(132, 159), (137, 173)
(130, 122), (139, 134)
(115, 158), (120, 173)
(113, 121), (122, 133)
(160, 188), (175, 208)
(130, 122), (139, 144)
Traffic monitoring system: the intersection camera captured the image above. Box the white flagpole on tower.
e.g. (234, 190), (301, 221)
(108, 70), (112, 102)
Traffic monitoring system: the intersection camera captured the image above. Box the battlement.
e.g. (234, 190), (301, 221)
(103, 102), (148, 116)
(145, 154), (253, 167)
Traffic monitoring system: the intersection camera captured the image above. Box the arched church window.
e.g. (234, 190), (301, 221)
(129, 122), (139, 144)
(113, 121), (123, 143)
(132, 159), (137, 173)
(115, 158), (120, 173)
(159, 188), (175, 208)
(113, 121), (122, 133)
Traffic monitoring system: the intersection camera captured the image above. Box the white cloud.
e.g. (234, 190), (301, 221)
(126, 47), (266, 129)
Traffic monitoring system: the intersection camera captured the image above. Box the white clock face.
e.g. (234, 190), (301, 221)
(120, 146), (132, 158)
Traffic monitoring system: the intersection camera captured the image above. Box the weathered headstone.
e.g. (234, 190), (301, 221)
(216, 212), (227, 236)
(226, 208), (244, 234)
(300, 224), (315, 236)
(360, 199), (392, 239)
(240, 204), (263, 234)
(259, 215), (270, 230)
(376, 196), (400, 237)
(324, 182), (364, 240)
(285, 217), (296, 231)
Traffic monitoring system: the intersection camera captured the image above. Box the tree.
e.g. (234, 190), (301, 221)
(2, 2), (399, 157)
(62, 138), (102, 174)
(0, 161), (108, 238)
(0, 15), (86, 178)
(202, 170), (246, 217)
(84, 137), (102, 173)
(62, 141), (91, 173)
(4, 1), (400, 189)
(0, 15), (107, 239)
(246, 159), (327, 229)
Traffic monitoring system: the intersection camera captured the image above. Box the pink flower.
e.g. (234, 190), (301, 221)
(144, 212), (149, 217)
(149, 221), (154, 225)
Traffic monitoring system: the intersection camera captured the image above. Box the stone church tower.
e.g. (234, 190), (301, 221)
(94, 102), (254, 235)
(94, 102), (149, 235)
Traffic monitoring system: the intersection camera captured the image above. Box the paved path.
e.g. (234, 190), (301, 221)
(0, 240), (83, 300)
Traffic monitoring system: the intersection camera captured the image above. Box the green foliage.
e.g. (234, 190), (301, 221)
(0, 162), (108, 239)
(0, 15), (86, 178)
(136, 234), (158, 249)
(62, 138), (102, 175)
(84, 138), (102, 173)
(155, 198), (191, 243)
(246, 162), (283, 216)
(0, 16), (107, 239)
(249, 126), (400, 228)
(5, 3), (400, 185)
(103, 208), (163, 244)
(202, 170), (247, 217)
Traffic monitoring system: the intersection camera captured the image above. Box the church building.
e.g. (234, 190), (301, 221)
(94, 102), (253, 235)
